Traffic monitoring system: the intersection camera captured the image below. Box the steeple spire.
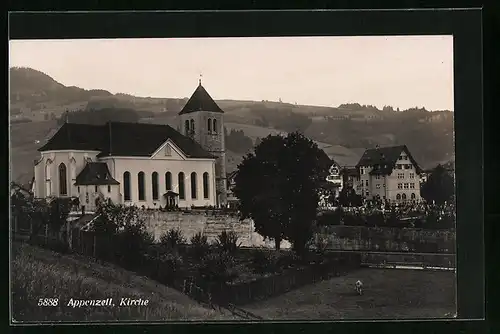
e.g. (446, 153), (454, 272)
(199, 73), (202, 86)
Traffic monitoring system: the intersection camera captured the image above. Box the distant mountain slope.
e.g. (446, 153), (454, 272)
(9, 67), (454, 180)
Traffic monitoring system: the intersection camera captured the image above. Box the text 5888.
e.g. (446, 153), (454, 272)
(38, 298), (59, 307)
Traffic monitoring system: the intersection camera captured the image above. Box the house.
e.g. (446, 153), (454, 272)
(353, 145), (423, 203)
(32, 81), (227, 211)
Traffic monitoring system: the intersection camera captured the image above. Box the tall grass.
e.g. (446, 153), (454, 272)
(11, 243), (232, 322)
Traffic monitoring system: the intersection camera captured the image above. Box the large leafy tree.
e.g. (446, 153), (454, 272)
(421, 164), (455, 205)
(234, 132), (331, 255)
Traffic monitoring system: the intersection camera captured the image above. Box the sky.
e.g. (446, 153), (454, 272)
(9, 36), (454, 111)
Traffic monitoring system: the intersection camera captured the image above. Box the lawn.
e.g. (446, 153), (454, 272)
(10, 242), (234, 322)
(242, 268), (456, 320)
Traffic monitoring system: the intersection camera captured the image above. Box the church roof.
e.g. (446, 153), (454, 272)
(356, 145), (422, 174)
(179, 83), (224, 115)
(75, 162), (120, 185)
(38, 122), (214, 159)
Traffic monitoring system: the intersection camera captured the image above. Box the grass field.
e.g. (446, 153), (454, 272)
(11, 242), (234, 322)
(242, 268), (456, 320)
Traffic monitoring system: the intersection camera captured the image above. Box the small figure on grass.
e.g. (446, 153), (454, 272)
(355, 279), (364, 295)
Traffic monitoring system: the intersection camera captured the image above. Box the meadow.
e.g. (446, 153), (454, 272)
(242, 268), (456, 320)
(11, 242), (234, 322)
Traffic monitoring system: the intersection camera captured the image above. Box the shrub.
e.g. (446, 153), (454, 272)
(251, 250), (270, 273)
(159, 229), (186, 250)
(197, 251), (237, 286)
(366, 212), (385, 227)
(190, 232), (209, 258)
(114, 225), (154, 270)
(156, 252), (184, 285)
(215, 230), (241, 254)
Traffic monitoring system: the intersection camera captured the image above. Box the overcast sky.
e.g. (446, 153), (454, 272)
(9, 36), (454, 111)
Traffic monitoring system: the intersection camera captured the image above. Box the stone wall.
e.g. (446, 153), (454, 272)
(141, 211), (291, 249)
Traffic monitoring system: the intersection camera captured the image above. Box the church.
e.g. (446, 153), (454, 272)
(32, 81), (228, 211)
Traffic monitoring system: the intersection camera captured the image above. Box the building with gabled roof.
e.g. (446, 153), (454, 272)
(33, 82), (226, 210)
(352, 145), (423, 203)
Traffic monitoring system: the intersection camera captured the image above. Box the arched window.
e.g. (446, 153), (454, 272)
(213, 119), (218, 133)
(207, 118), (212, 133)
(123, 171), (131, 201)
(152, 172), (159, 200)
(190, 119), (195, 133)
(58, 163), (67, 196)
(45, 160), (52, 180)
(184, 120), (190, 134)
(402, 193), (407, 201)
(165, 171), (172, 190)
(396, 193), (401, 201)
(191, 172), (197, 199)
(178, 172), (185, 200)
(203, 172), (209, 199)
(138, 171), (145, 201)
(70, 158), (76, 181)
(411, 193), (416, 200)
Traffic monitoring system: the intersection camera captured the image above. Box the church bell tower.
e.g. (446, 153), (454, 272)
(178, 78), (227, 207)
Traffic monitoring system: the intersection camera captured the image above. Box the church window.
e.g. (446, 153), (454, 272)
(95, 185), (98, 193)
(178, 172), (185, 200)
(191, 172), (197, 199)
(123, 172), (131, 201)
(203, 172), (210, 199)
(45, 161), (52, 181)
(396, 193), (401, 200)
(164, 145), (172, 156)
(138, 171), (145, 201)
(108, 185), (111, 193)
(190, 119), (195, 133)
(165, 172), (172, 190)
(152, 172), (159, 200)
(184, 120), (190, 135)
(402, 193), (407, 201)
(213, 119), (218, 133)
(59, 163), (67, 196)
(411, 193), (416, 200)
(207, 118), (212, 133)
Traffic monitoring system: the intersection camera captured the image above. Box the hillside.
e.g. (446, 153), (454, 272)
(9, 67), (454, 183)
(11, 242), (232, 322)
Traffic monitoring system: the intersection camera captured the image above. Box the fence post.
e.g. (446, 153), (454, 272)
(67, 222), (72, 251)
(93, 234), (97, 258)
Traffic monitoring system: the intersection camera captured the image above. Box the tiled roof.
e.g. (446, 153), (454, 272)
(356, 145), (422, 174)
(38, 122), (214, 159)
(75, 162), (120, 185)
(179, 83), (224, 115)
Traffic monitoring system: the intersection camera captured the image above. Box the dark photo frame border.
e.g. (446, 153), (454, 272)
(7, 8), (484, 333)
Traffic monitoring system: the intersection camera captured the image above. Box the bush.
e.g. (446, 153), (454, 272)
(114, 225), (154, 269)
(159, 229), (186, 250)
(190, 232), (209, 258)
(197, 251), (237, 286)
(214, 230), (241, 254)
(366, 212), (385, 227)
(251, 250), (270, 273)
(156, 252), (184, 285)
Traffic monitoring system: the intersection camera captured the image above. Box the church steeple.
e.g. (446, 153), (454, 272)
(178, 79), (224, 115)
(199, 73), (202, 86)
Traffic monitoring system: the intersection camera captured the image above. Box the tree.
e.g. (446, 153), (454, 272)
(421, 164), (455, 205)
(338, 186), (363, 207)
(234, 132), (331, 255)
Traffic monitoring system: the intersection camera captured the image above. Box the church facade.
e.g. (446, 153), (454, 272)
(32, 82), (228, 211)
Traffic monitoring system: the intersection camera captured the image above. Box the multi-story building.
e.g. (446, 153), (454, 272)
(352, 145), (423, 203)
